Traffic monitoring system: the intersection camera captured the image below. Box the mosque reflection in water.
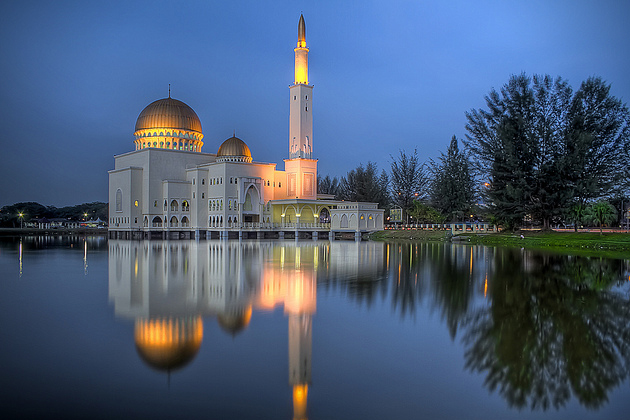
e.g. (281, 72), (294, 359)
(108, 240), (384, 419)
(104, 239), (630, 417)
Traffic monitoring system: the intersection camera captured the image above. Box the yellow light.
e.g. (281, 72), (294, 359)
(293, 384), (308, 419)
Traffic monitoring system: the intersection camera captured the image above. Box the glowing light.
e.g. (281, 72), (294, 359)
(18, 239), (23, 278)
(293, 384), (308, 420)
(484, 275), (488, 297)
(83, 240), (88, 275)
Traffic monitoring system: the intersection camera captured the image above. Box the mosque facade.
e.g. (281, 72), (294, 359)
(108, 15), (384, 240)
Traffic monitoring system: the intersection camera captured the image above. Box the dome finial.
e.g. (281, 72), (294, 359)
(168, 84), (171, 98)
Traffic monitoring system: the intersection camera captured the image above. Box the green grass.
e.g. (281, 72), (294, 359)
(371, 229), (630, 258)
(369, 229), (448, 241)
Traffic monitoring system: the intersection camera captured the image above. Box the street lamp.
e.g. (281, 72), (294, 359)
(18, 212), (24, 229)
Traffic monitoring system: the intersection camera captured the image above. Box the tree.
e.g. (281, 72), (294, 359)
(565, 203), (587, 232)
(408, 201), (445, 224)
(465, 74), (630, 230)
(567, 77), (630, 204)
(390, 149), (426, 221)
(317, 175), (341, 199)
(429, 136), (476, 221)
(585, 201), (617, 234)
(339, 162), (389, 207)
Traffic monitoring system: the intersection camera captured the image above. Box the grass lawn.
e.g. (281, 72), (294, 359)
(371, 229), (630, 258)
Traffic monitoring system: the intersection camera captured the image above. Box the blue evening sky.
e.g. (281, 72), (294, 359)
(0, 0), (628, 206)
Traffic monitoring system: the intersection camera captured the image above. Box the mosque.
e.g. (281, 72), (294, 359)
(108, 15), (384, 240)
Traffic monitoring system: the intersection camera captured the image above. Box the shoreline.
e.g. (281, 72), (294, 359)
(0, 228), (108, 237)
(370, 229), (630, 257)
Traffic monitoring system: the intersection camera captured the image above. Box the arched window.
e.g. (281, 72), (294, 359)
(170, 216), (178, 227)
(181, 216), (189, 227)
(115, 189), (122, 212)
(164, 200), (168, 211)
(152, 216), (163, 227)
(171, 200), (178, 212)
(143, 217), (148, 227)
(182, 200), (190, 211)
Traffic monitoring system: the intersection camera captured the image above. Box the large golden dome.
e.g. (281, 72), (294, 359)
(133, 97), (204, 152)
(135, 97), (202, 133)
(135, 316), (203, 372)
(217, 136), (253, 162)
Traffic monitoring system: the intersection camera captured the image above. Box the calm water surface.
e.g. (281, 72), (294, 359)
(0, 236), (629, 419)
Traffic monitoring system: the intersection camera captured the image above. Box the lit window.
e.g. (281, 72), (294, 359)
(134, 200), (138, 207)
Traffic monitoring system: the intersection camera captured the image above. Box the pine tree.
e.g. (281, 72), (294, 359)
(429, 136), (476, 222)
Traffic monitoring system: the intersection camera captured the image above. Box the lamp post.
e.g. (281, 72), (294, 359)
(18, 212), (24, 229)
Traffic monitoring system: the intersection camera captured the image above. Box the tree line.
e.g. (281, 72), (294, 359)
(319, 74), (630, 230)
(0, 202), (108, 228)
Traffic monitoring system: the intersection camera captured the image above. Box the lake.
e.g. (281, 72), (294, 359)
(0, 236), (629, 419)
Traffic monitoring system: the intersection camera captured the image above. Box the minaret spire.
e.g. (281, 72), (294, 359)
(297, 14), (306, 48)
(294, 14), (308, 85)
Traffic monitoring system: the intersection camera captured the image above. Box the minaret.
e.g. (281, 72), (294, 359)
(285, 14), (317, 199)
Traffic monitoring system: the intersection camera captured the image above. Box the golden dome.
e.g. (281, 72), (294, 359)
(134, 316), (203, 372)
(217, 305), (253, 335)
(133, 97), (204, 152)
(217, 136), (253, 162)
(135, 97), (202, 133)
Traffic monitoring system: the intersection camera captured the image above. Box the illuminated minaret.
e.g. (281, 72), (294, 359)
(285, 14), (317, 199)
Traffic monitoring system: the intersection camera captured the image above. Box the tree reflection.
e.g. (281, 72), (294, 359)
(388, 242), (431, 318)
(463, 249), (630, 410)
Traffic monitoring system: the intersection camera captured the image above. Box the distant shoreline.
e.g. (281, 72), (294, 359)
(0, 228), (108, 236)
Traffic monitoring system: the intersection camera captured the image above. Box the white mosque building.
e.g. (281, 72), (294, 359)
(108, 15), (384, 240)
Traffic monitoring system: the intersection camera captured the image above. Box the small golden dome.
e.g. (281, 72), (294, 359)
(135, 316), (203, 372)
(135, 97), (202, 133)
(217, 136), (253, 162)
(217, 305), (253, 335)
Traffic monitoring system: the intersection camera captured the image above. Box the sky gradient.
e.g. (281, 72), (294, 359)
(1, 0), (629, 207)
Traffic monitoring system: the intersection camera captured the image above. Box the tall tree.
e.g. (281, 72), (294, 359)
(566, 77), (630, 204)
(465, 74), (630, 230)
(390, 149), (426, 219)
(429, 136), (476, 221)
(339, 162), (389, 207)
(317, 175), (341, 199)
